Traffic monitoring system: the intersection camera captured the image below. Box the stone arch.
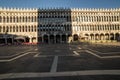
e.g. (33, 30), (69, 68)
(32, 37), (37, 43)
(56, 34), (60, 43)
(26, 37), (30, 42)
(95, 34), (99, 40)
(50, 34), (54, 43)
(115, 33), (120, 41)
(100, 33), (104, 40)
(62, 34), (67, 43)
(73, 34), (79, 41)
(105, 33), (109, 40)
(43, 35), (48, 43)
(110, 33), (114, 40)
(14, 36), (26, 43)
(90, 34), (94, 40)
(84, 33), (89, 40)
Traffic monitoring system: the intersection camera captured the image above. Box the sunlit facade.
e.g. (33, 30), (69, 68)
(0, 7), (120, 44)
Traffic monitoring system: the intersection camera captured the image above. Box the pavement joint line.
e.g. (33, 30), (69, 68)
(34, 48), (38, 51)
(85, 50), (101, 58)
(86, 47), (120, 55)
(34, 53), (39, 57)
(101, 52), (120, 54)
(73, 51), (80, 55)
(101, 55), (120, 58)
(0, 52), (37, 62)
(86, 48), (102, 54)
(50, 56), (58, 72)
(78, 47), (82, 49)
(0, 70), (120, 79)
(34, 55), (76, 57)
(86, 50), (120, 59)
(0, 49), (33, 58)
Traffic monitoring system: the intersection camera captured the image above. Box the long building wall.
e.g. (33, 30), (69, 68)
(0, 7), (120, 44)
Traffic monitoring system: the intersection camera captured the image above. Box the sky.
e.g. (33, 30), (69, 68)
(0, 0), (120, 8)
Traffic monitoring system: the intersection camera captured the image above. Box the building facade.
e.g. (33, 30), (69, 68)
(0, 7), (120, 44)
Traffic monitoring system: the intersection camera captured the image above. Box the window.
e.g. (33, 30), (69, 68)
(0, 16), (2, 22)
(0, 26), (1, 32)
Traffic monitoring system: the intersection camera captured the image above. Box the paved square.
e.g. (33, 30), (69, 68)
(0, 43), (120, 80)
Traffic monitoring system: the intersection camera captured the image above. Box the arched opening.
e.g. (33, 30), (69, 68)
(110, 33), (114, 40)
(67, 34), (72, 43)
(14, 36), (25, 44)
(105, 33), (109, 40)
(7, 38), (12, 44)
(115, 33), (120, 41)
(95, 34), (99, 40)
(0, 38), (5, 44)
(26, 37), (30, 42)
(56, 35), (60, 43)
(100, 34), (104, 40)
(38, 37), (42, 43)
(50, 35), (54, 43)
(90, 34), (94, 40)
(32, 37), (36, 43)
(73, 34), (78, 41)
(85, 34), (89, 40)
(43, 35), (48, 43)
(62, 34), (66, 43)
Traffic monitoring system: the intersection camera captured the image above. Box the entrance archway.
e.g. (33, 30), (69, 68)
(56, 35), (60, 43)
(73, 34), (79, 41)
(115, 33), (120, 41)
(110, 33), (114, 40)
(7, 38), (12, 43)
(14, 36), (25, 43)
(0, 38), (5, 44)
(105, 33), (109, 40)
(50, 35), (54, 43)
(43, 35), (48, 43)
(95, 34), (99, 40)
(62, 34), (66, 43)
(26, 37), (30, 43)
(38, 37), (42, 43)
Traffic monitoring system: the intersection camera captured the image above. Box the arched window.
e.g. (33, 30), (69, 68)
(19, 26), (21, 32)
(16, 16), (19, 22)
(7, 16), (9, 22)
(3, 16), (5, 23)
(0, 16), (2, 22)
(10, 16), (12, 22)
(10, 26), (12, 32)
(32, 16), (34, 22)
(13, 26), (15, 32)
(28, 26), (30, 32)
(16, 26), (18, 32)
(26, 16), (27, 22)
(22, 26), (24, 32)
(13, 16), (15, 22)
(0, 26), (1, 32)
(31, 26), (33, 32)
(25, 26), (27, 32)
